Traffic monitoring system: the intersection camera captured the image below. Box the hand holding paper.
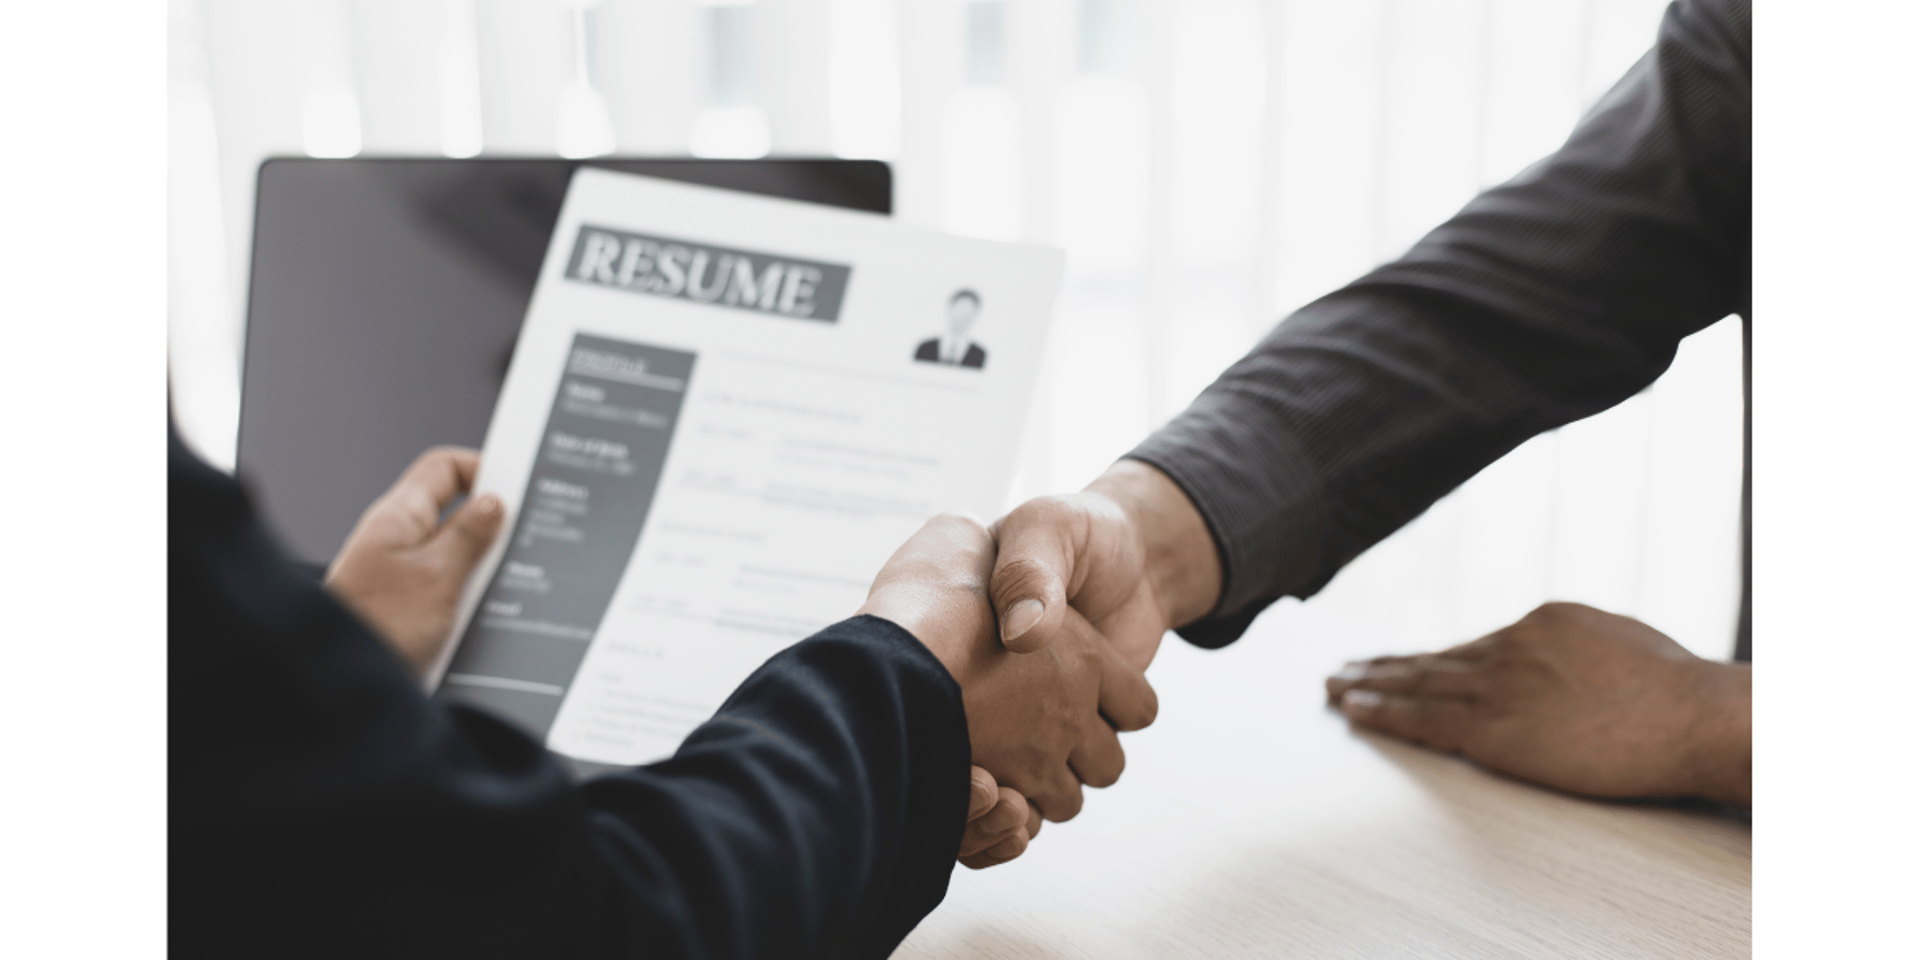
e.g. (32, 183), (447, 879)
(327, 446), (506, 677)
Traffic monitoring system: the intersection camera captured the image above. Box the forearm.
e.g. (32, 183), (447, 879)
(583, 617), (972, 959)
(1123, 10), (1747, 645)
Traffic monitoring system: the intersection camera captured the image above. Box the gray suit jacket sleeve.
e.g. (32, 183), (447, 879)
(1127, 0), (1750, 648)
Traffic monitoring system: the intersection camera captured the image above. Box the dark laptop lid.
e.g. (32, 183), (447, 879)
(236, 157), (891, 565)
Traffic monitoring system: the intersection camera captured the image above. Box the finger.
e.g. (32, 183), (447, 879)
(987, 498), (1084, 653)
(367, 447), (481, 545)
(395, 446), (482, 514)
(980, 788), (1031, 839)
(966, 766), (999, 821)
(1339, 689), (1477, 752)
(427, 492), (505, 575)
(1067, 722), (1126, 789)
(1323, 653), (1447, 703)
(1325, 656), (1483, 702)
(1030, 766), (1085, 823)
(959, 827), (1030, 870)
(1088, 615), (1158, 731)
(958, 787), (1029, 857)
(958, 795), (1045, 869)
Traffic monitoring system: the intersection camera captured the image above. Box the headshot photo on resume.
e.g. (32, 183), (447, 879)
(915, 288), (988, 370)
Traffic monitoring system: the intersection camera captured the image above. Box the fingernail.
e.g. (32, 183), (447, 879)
(474, 495), (502, 517)
(1002, 598), (1044, 642)
(1341, 689), (1382, 714)
(1332, 662), (1368, 682)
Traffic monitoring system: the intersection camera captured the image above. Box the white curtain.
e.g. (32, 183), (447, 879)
(169, 0), (1742, 658)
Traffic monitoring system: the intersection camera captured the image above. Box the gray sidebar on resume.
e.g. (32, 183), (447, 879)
(436, 333), (696, 742)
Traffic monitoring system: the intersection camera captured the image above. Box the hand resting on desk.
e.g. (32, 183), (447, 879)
(1327, 602), (1752, 806)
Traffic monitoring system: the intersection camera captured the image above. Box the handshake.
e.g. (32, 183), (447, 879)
(855, 463), (1222, 869)
(329, 449), (1218, 872)
(327, 444), (1750, 888)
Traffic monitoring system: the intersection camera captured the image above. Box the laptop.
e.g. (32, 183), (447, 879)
(235, 157), (891, 567)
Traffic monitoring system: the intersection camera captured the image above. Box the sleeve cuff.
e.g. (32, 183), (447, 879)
(1125, 393), (1332, 648)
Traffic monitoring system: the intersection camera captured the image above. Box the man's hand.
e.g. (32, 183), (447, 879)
(958, 766), (1044, 870)
(326, 447), (505, 678)
(988, 460), (1221, 674)
(1326, 602), (1752, 805)
(858, 514), (1158, 826)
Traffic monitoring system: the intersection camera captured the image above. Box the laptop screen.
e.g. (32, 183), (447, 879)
(236, 157), (891, 565)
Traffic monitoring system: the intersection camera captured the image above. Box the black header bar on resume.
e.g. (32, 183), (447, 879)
(565, 224), (851, 323)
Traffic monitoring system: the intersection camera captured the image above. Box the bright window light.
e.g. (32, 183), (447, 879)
(438, 0), (484, 157)
(555, 6), (614, 158)
(302, 82), (362, 158)
(829, 0), (900, 159)
(690, 106), (771, 158)
(944, 87), (1021, 241)
(556, 81), (615, 158)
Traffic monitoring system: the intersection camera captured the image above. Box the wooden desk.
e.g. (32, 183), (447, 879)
(896, 603), (1751, 959)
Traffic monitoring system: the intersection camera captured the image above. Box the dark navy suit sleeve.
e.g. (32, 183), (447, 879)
(1128, 0), (1750, 647)
(169, 429), (971, 959)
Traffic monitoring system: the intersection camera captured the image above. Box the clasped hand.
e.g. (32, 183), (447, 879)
(858, 462), (1218, 868)
(857, 514), (1159, 868)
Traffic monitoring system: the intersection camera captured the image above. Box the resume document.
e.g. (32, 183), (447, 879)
(429, 168), (1062, 767)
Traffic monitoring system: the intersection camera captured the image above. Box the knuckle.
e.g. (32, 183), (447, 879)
(1524, 601), (1586, 629)
(1489, 622), (1535, 652)
(929, 511), (989, 539)
(991, 555), (1057, 595)
(1405, 658), (1441, 691)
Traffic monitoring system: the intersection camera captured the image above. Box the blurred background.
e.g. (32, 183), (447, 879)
(168, 0), (1742, 659)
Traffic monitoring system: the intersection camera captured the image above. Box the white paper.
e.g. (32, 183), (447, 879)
(429, 168), (1062, 767)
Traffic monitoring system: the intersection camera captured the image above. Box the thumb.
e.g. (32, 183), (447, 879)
(966, 766), (999, 821)
(988, 497), (1081, 654)
(430, 493), (506, 577)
